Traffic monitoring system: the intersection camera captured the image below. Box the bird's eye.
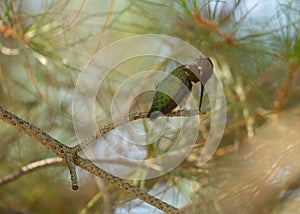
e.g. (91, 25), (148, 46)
(198, 66), (202, 71)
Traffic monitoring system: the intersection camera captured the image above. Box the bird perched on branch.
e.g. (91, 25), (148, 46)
(147, 57), (213, 120)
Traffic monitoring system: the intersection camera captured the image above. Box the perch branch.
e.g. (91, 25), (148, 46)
(0, 106), (204, 213)
(72, 109), (206, 153)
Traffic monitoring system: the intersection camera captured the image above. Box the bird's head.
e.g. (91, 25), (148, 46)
(187, 57), (214, 84)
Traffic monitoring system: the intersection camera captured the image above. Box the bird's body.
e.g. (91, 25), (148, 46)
(148, 57), (213, 120)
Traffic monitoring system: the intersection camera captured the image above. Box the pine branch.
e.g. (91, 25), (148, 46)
(0, 106), (205, 213)
(0, 106), (79, 190)
(73, 156), (184, 213)
(72, 109), (206, 153)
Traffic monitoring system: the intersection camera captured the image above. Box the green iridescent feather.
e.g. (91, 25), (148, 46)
(148, 65), (192, 119)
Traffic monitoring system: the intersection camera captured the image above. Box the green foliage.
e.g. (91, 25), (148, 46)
(0, 0), (299, 213)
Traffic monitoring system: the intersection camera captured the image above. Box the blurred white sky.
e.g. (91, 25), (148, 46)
(20, 0), (294, 33)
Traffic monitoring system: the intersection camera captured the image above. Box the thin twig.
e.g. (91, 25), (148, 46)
(273, 59), (298, 113)
(194, 13), (237, 46)
(69, 0), (88, 26)
(0, 157), (64, 185)
(93, 0), (115, 54)
(94, 178), (114, 214)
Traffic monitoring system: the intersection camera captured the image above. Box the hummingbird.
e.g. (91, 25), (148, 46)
(147, 57), (213, 120)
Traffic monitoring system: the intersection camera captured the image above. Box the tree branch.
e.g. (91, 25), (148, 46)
(0, 106), (204, 213)
(73, 156), (184, 213)
(72, 109), (206, 153)
(0, 106), (79, 190)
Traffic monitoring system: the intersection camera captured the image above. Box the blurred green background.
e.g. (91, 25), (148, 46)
(0, 0), (299, 213)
